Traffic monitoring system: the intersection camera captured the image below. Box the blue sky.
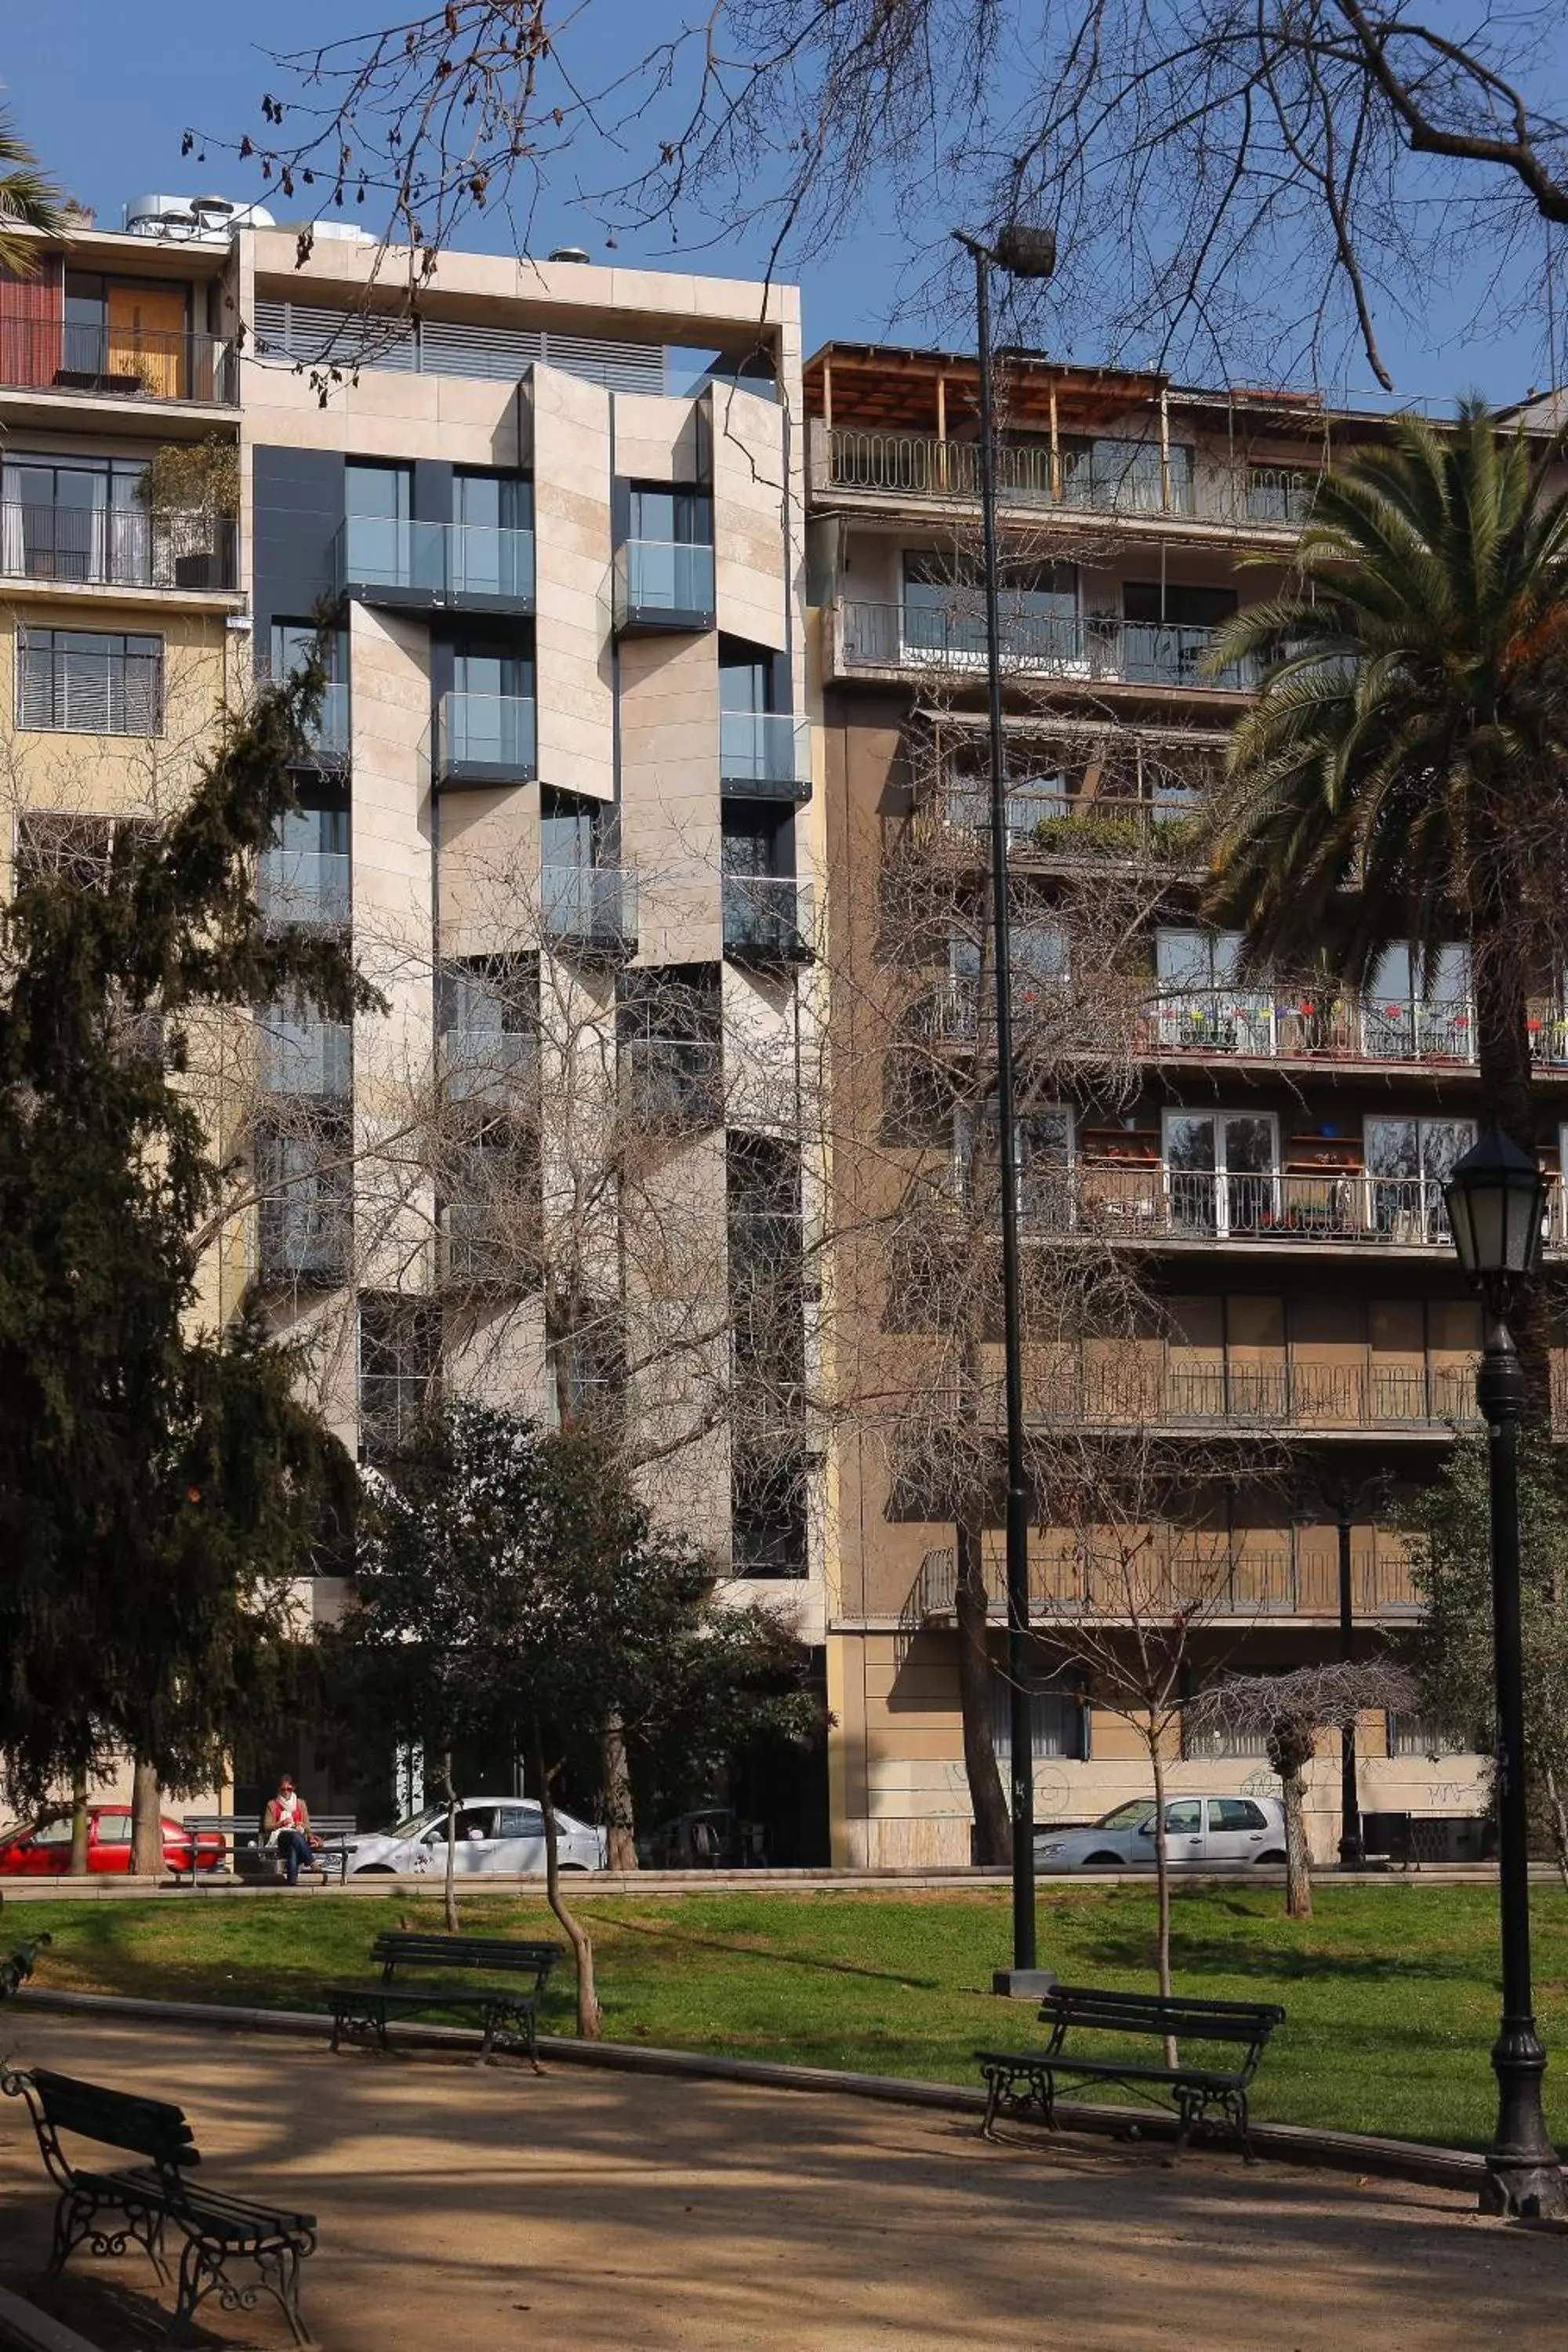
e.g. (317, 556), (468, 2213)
(5, 1), (1560, 405)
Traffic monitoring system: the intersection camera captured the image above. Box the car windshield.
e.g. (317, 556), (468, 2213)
(387, 1804), (445, 1840)
(1094, 1800), (1157, 1831)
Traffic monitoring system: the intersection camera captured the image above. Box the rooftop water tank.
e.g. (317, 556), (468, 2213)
(122, 194), (277, 241)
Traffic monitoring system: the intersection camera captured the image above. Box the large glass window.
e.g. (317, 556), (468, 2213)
(628, 485), (711, 546)
(1058, 436), (1184, 515)
(956, 1102), (1073, 1229)
(17, 629), (162, 735)
(1363, 942), (1472, 1059)
(991, 1674), (1086, 1761)
(1, 453), (148, 584)
(1153, 927), (1270, 1053)
(902, 552), (1077, 663)
(1364, 1116), (1474, 1241)
(454, 470), (532, 531)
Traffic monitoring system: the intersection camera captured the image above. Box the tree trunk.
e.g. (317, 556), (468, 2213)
(1544, 1766), (1568, 1896)
(1283, 1767), (1313, 1918)
(1148, 1719), (1176, 2063)
(130, 1761), (163, 1878)
(535, 1730), (600, 2037)
(68, 1761), (89, 1879)
(438, 1751), (459, 1933)
(956, 1514), (1011, 1866)
(601, 1711), (637, 1873)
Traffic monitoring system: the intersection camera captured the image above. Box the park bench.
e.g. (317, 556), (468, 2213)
(323, 1931), (563, 2067)
(977, 1984), (1286, 2161)
(175, 1814), (358, 1889)
(0, 2066), (318, 2347)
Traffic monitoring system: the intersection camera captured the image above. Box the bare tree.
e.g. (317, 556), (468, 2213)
(209, 3), (1568, 387)
(1189, 1658), (1417, 1917)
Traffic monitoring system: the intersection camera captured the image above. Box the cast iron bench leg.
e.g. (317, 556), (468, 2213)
(170, 2227), (314, 2349)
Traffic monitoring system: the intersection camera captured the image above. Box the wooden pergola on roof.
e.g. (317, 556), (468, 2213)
(802, 341), (1370, 452)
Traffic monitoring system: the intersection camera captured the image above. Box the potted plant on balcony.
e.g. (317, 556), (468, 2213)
(138, 436), (238, 591)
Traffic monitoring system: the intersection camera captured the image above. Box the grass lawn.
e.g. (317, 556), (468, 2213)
(4, 1881), (1565, 2153)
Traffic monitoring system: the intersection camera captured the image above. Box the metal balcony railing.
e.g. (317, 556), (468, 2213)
(903, 1537), (1421, 1630)
(332, 517), (535, 608)
(837, 601), (1256, 688)
(811, 423), (1319, 528)
(0, 504), (238, 591)
(720, 710), (811, 794)
(541, 864), (637, 955)
(0, 320), (238, 404)
(430, 691), (537, 785)
(1047, 1357), (1482, 1431)
(612, 539), (717, 630)
(257, 849), (351, 931)
(722, 875), (811, 962)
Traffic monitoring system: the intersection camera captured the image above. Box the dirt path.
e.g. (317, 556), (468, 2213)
(0, 2016), (1563, 2349)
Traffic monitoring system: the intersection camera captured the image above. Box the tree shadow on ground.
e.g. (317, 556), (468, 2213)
(1080, 1932), (1486, 1985)
(586, 1908), (947, 1991)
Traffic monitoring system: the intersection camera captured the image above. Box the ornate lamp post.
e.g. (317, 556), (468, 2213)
(952, 220), (1057, 1997)
(1290, 1472), (1395, 1866)
(1444, 1127), (1565, 2216)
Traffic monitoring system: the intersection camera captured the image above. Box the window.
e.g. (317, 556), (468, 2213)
(495, 1805), (543, 1838)
(956, 1102), (1073, 1230)
(990, 1675), (1087, 1762)
(2, 453), (149, 585)
(268, 620), (345, 686)
(92, 1812), (131, 1845)
(18, 629), (162, 735)
(358, 1297), (441, 1458)
(1364, 1117), (1474, 1241)
(731, 1454), (809, 1577)
(254, 1121), (352, 1285)
(256, 1004), (352, 1098)
(1363, 942), (1472, 1059)
(449, 633), (534, 702)
(627, 484), (712, 546)
(1386, 1715), (1471, 1759)
(1165, 1798), (1203, 1834)
(31, 1817), (71, 1849)
(1058, 436), (1183, 514)
(617, 965), (723, 1133)
(438, 958), (539, 1097)
(454, 470), (532, 531)
(902, 551), (1077, 661)
(14, 811), (158, 889)
(345, 460), (411, 521)
(259, 794), (350, 928)
(1123, 582), (1238, 630)
(1182, 1716), (1274, 1760)
(1163, 1109), (1279, 1236)
(1154, 927), (1270, 1053)
(952, 918), (1069, 1020)
(1209, 1798), (1269, 1833)
(729, 1134), (806, 1391)
(1120, 583), (1240, 686)
(544, 1310), (625, 1432)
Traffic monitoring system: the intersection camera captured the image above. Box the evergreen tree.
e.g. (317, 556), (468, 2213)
(0, 672), (368, 1861)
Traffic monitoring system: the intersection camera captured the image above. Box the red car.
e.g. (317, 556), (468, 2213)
(0, 1806), (226, 1875)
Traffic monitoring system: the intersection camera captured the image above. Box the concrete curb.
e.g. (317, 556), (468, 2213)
(9, 1983), (1511, 2197)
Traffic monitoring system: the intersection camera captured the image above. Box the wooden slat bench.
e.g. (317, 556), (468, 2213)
(978, 1984), (1286, 2161)
(323, 1932), (563, 2067)
(0, 2067), (318, 2346)
(175, 1816), (358, 1889)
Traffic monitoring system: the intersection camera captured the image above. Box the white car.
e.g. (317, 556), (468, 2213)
(1034, 1794), (1288, 1871)
(345, 1797), (607, 1877)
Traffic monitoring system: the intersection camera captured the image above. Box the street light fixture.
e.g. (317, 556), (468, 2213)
(952, 221), (1057, 1998)
(1443, 1127), (1565, 2216)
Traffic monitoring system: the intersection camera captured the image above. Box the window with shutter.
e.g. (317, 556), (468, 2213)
(16, 629), (162, 735)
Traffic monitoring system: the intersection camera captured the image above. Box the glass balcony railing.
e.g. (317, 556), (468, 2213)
(0, 504), (238, 591)
(431, 691), (537, 785)
(0, 320), (237, 404)
(256, 1015), (352, 1098)
(541, 865), (637, 955)
(720, 711), (811, 795)
(256, 1202), (353, 1287)
(333, 517), (535, 608)
(441, 1026), (539, 1100)
(612, 539), (717, 631)
(722, 875), (811, 962)
(257, 849), (351, 931)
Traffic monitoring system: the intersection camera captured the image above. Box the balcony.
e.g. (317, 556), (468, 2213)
(430, 691), (536, 788)
(258, 848), (351, 932)
(0, 320), (237, 405)
(619, 1035), (725, 1134)
(256, 1015), (352, 1099)
(833, 601), (1256, 691)
(441, 1026), (540, 1103)
(254, 1201), (353, 1288)
(920, 786), (1203, 866)
(541, 864), (637, 956)
(903, 1537), (1421, 1629)
(720, 711), (811, 800)
(612, 539), (717, 633)
(285, 684), (350, 774)
(0, 504), (238, 593)
(332, 517), (535, 612)
(811, 423), (1318, 532)
(722, 874), (812, 964)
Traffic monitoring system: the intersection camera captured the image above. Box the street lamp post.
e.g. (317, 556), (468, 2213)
(1444, 1127), (1566, 2218)
(1292, 1472), (1394, 1867)
(952, 221), (1057, 1998)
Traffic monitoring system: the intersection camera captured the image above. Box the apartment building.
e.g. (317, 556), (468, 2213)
(807, 343), (1560, 1866)
(0, 204), (828, 1854)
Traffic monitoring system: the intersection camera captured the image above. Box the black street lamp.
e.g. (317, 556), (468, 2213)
(952, 221), (1057, 1998)
(1444, 1127), (1566, 2217)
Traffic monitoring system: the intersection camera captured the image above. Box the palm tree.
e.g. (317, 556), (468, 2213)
(1203, 402), (1568, 1415)
(0, 111), (65, 274)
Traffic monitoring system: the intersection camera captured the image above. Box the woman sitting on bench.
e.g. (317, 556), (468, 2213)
(262, 1777), (321, 1886)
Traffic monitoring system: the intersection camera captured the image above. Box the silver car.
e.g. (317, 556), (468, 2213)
(346, 1797), (607, 1877)
(1035, 1794), (1288, 1871)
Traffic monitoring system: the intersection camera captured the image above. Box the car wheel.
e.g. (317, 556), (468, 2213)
(355, 1864), (396, 1875)
(1082, 1853), (1125, 1869)
(560, 1862), (590, 1873)
(1256, 1849), (1287, 1864)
